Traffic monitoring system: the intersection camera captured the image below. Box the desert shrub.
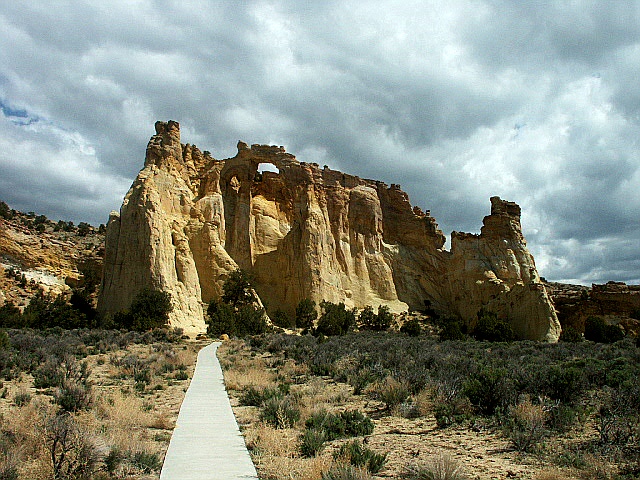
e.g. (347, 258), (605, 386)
(0, 462), (19, 480)
(358, 305), (393, 332)
(222, 269), (257, 307)
(596, 380), (640, 446)
(55, 380), (93, 411)
(315, 302), (356, 336)
(402, 453), (467, 480)
(334, 440), (387, 474)
(115, 288), (173, 331)
(295, 298), (318, 331)
(438, 316), (465, 341)
(463, 367), (514, 415)
(23, 293), (87, 330)
(547, 404), (582, 433)
(349, 367), (383, 396)
(0, 303), (22, 329)
(369, 376), (410, 411)
(505, 398), (548, 452)
(207, 301), (236, 336)
(305, 409), (374, 441)
(260, 395), (301, 429)
(322, 465), (373, 480)
(299, 428), (326, 457)
(400, 318), (421, 336)
(234, 305), (269, 336)
(239, 385), (284, 406)
(272, 309), (295, 329)
(131, 450), (162, 473)
(544, 365), (586, 404)
(472, 309), (515, 342)
(584, 316), (625, 344)
(559, 326), (583, 343)
(44, 413), (102, 480)
(33, 359), (66, 389)
(13, 390), (31, 407)
(433, 397), (473, 428)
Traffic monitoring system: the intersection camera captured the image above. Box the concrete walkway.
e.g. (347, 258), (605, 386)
(160, 342), (259, 480)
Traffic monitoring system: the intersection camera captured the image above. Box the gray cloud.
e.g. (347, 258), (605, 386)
(1, 0), (640, 285)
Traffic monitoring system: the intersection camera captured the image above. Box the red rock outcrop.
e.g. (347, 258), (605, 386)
(98, 121), (560, 340)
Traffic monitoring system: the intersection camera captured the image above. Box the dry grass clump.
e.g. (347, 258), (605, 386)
(244, 422), (331, 479)
(506, 396), (548, 452)
(402, 452), (468, 480)
(533, 469), (578, 480)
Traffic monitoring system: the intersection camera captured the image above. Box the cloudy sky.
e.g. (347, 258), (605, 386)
(1, 1), (639, 285)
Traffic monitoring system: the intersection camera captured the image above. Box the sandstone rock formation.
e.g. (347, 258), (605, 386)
(99, 121), (561, 340)
(548, 281), (640, 336)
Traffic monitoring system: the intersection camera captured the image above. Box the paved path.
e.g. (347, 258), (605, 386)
(160, 342), (259, 480)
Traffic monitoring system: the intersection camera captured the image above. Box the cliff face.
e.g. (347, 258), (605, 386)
(99, 121), (560, 340)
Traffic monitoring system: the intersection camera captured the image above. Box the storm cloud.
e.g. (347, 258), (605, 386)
(1, 1), (639, 285)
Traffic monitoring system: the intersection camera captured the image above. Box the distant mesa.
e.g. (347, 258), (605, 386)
(98, 120), (561, 340)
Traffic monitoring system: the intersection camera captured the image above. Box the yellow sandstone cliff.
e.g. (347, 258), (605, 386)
(98, 121), (561, 340)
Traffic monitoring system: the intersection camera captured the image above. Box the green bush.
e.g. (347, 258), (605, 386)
(206, 301), (236, 336)
(239, 385), (284, 406)
(260, 395), (301, 429)
(272, 309), (295, 329)
(400, 318), (421, 336)
(315, 302), (356, 336)
(131, 450), (162, 473)
(438, 316), (465, 341)
(463, 367), (514, 416)
(235, 305), (268, 336)
(334, 440), (387, 474)
(128, 289), (173, 331)
(222, 269), (256, 308)
(206, 272), (268, 337)
(295, 298), (317, 331)
(322, 465), (373, 480)
(0, 303), (23, 329)
(0, 330), (10, 350)
(13, 390), (31, 407)
(23, 293), (87, 330)
(472, 309), (514, 342)
(545, 365), (585, 404)
(359, 305), (393, 331)
(584, 316), (624, 343)
(559, 326), (583, 343)
(299, 428), (326, 457)
(305, 409), (374, 441)
(433, 397), (472, 428)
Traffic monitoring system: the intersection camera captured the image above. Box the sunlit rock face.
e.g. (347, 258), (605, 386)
(99, 121), (560, 340)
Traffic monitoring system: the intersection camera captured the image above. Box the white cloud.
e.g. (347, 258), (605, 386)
(0, 1), (639, 284)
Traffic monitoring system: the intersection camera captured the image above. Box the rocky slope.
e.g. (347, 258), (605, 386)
(99, 121), (561, 340)
(0, 211), (103, 307)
